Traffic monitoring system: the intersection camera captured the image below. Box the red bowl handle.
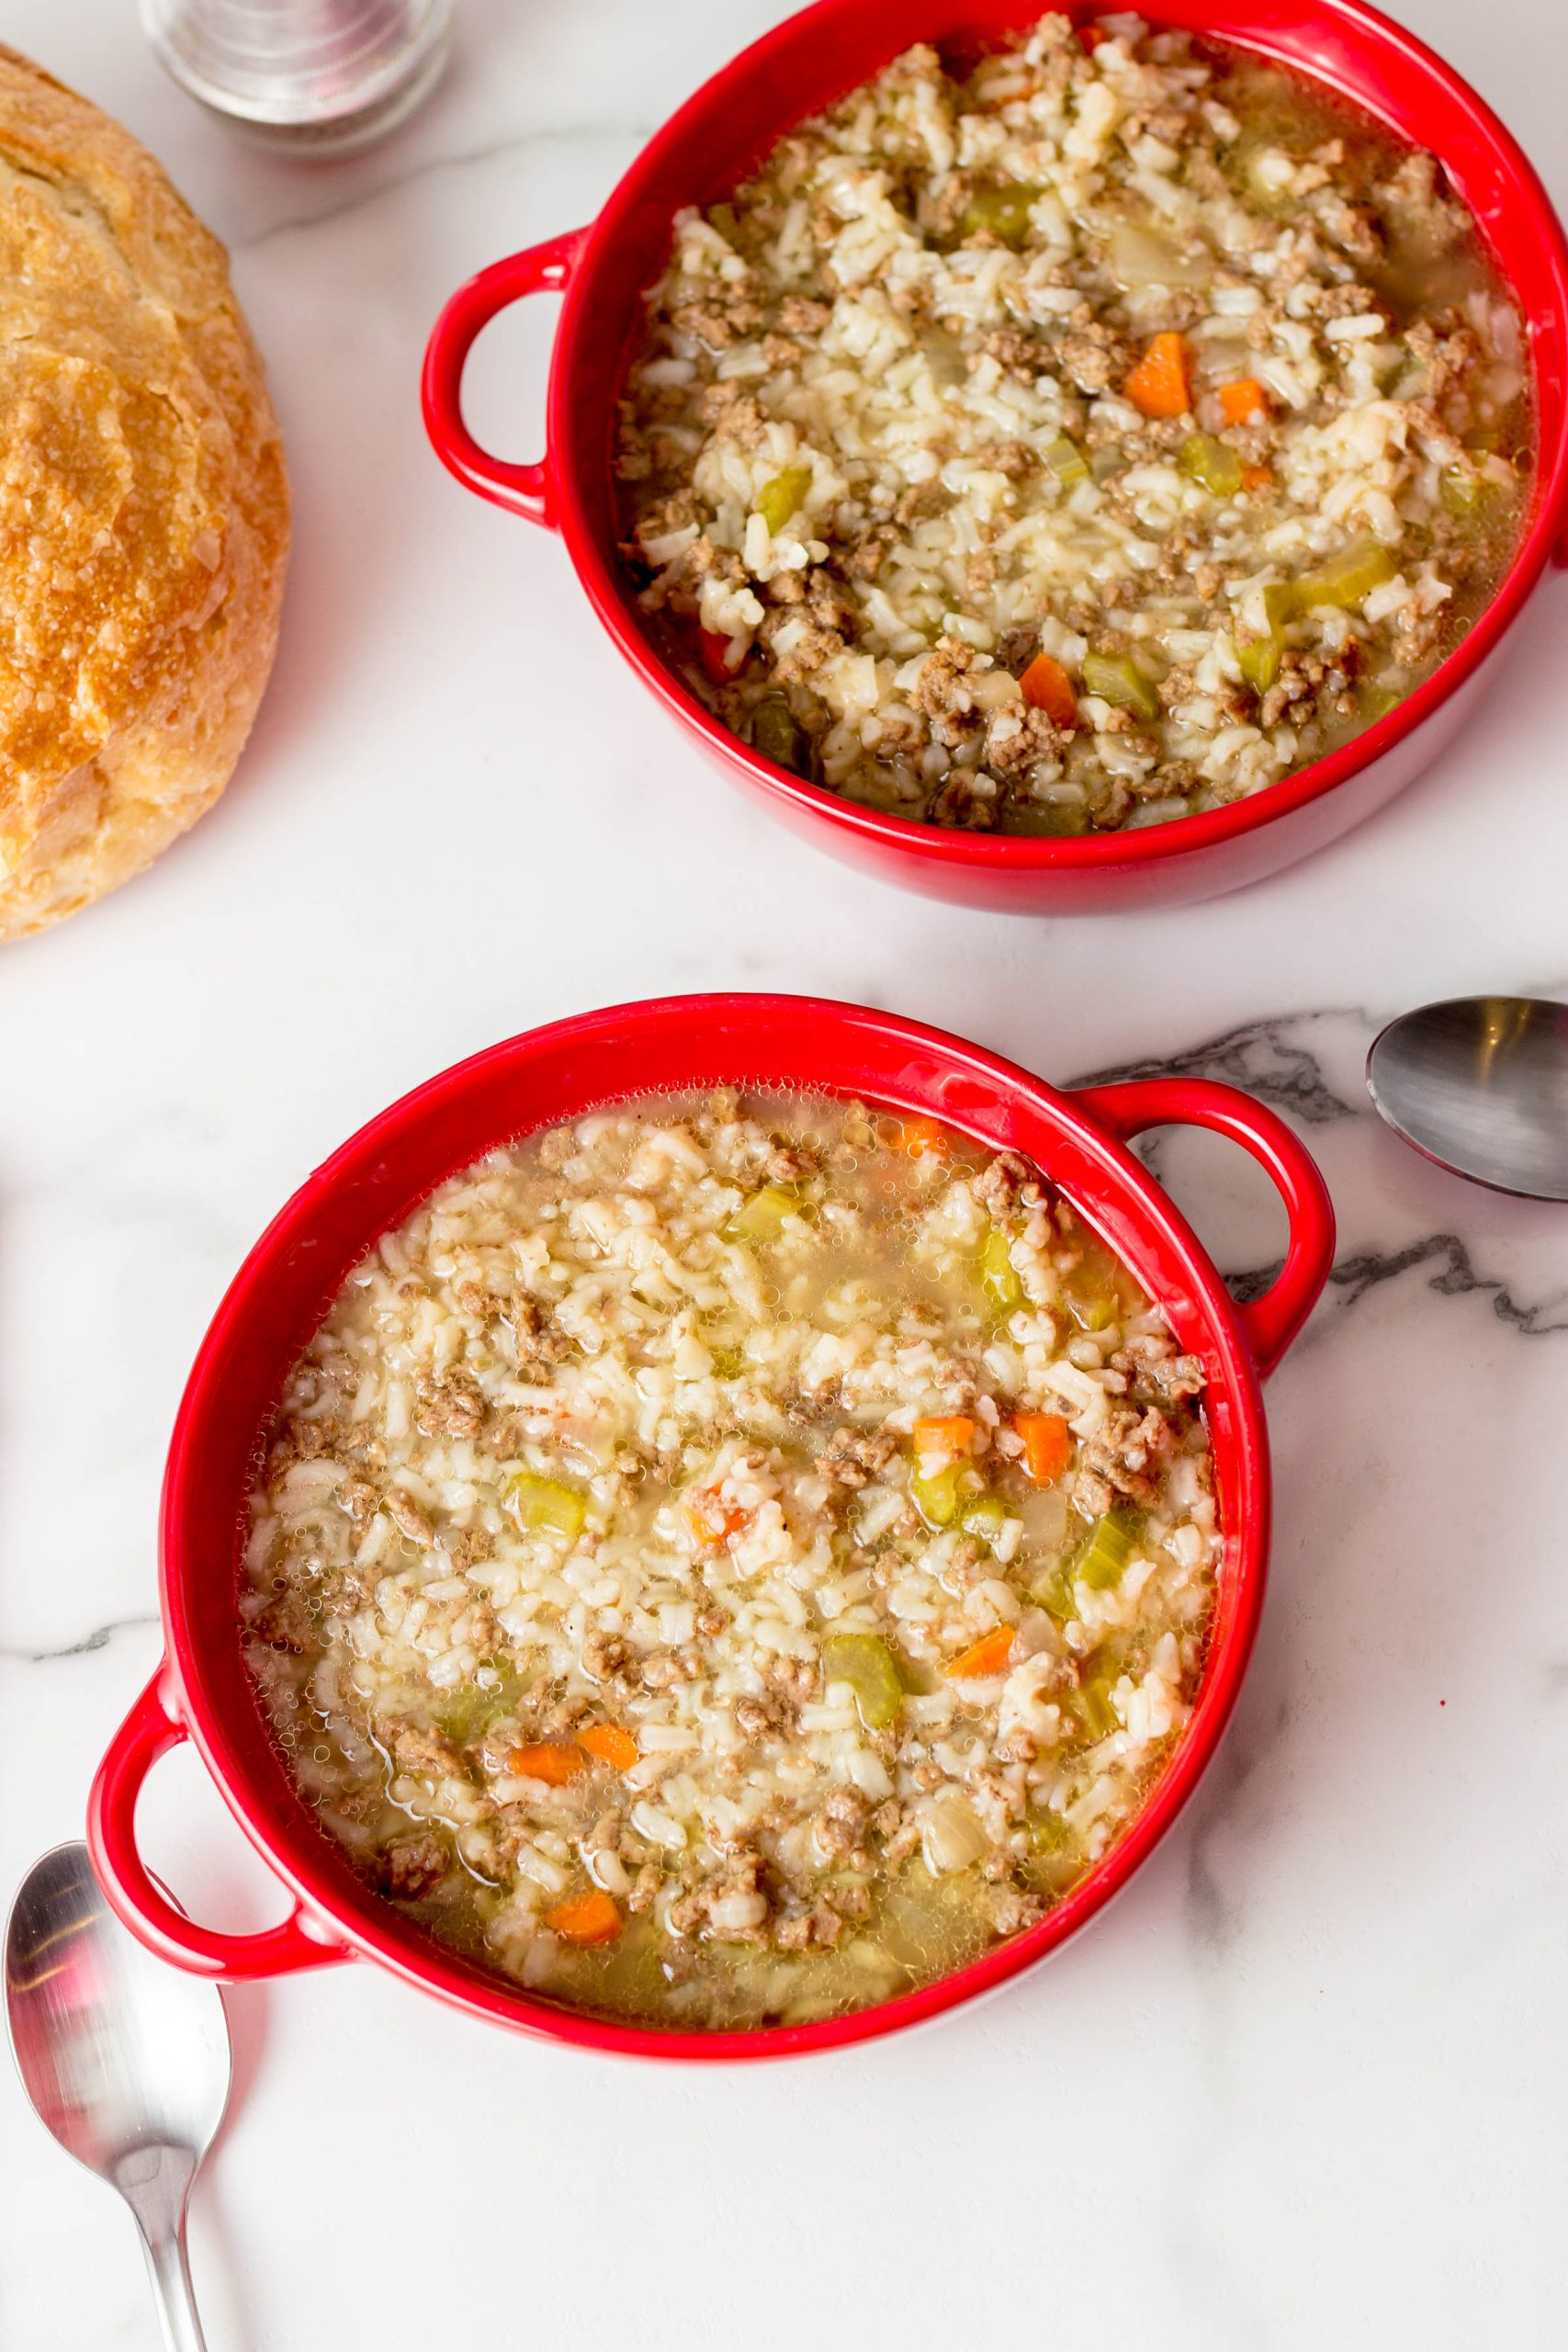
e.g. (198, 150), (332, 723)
(87, 1670), (352, 1981)
(421, 227), (588, 526)
(1071, 1077), (1335, 1380)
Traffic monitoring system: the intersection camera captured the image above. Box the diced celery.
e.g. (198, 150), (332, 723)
(1064, 1283), (1113, 1333)
(1292, 539), (1398, 611)
(1262, 582), (1296, 634)
(981, 1225), (1023, 1315)
(756, 466), (812, 535)
(821, 1633), (905, 1730)
(1070, 1506), (1143, 1591)
(707, 201), (739, 244)
(1032, 1556), (1077, 1621)
(1028, 1805), (1069, 1854)
(1440, 466), (1507, 526)
(1359, 683), (1402, 724)
(727, 1183), (801, 1245)
(1000, 800), (1089, 838)
(959, 182), (1042, 245)
(1081, 651), (1161, 724)
(959, 1494), (1015, 1551)
(1045, 434), (1090, 487)
(753, 696), (806, 772)
(1066, 1677), (1120, 1741)
(1179, 434), (1244, 497)
(1237, 633), (1281, 695)
(910, 1462), (963, 1528)
(508, 1471), (587, 1540)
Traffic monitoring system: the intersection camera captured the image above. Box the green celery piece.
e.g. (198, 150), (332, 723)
(1032, 1555), (1077, 1621)
(1066, 1678), (1120, 1741)
(1073, 1507), (1143, 1591)
(756, 466), (812, 535)
(1440, 466), (1508, 526)
(1045, 433), (1090, 487)
(1262, 582), (1296, 633)
(508, 1471), (587, 1540)
(1293, 539), (1398, 611)
(707, 201), (740, 243)
(1179, 434), (1244, 496)
(1238, 634), (1281, 695)
(821, 1632), (904, 1730)
(753, 697), (806, 772)
(981, 1224), (1023, 1315)
(727, 1183), (801, 1245)
(1000, 801), (1089, 838)
(959, 1494), (1013, 1551)
(960, 182), (1042, 245)
(1359, 683), (1403, 724)
(1081, 650), (1161, 724)
(910, 1462), (963, 1528)
(1064, 1283), (1113, 1332)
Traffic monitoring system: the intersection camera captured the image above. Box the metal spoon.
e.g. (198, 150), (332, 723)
(6, 1842), (231, 2352)
(1367, 995), (1568, 1200)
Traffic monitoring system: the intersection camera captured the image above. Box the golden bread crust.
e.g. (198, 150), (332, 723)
(0, 45), (289, 940)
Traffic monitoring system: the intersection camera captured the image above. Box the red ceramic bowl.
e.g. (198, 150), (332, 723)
(423, 0), (1568, 914)
(89, 995), (1334, 2059)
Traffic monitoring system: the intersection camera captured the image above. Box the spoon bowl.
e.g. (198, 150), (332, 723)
(1367, 995), (1568, 1200)
(6, 1841), (231, 2350)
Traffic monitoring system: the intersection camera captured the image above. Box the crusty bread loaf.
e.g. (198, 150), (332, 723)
(0, 47), (289, 941)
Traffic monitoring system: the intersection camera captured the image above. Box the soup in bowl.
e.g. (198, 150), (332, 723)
(89, 996), (1334, 2057)
(423, 0), (1568, 911)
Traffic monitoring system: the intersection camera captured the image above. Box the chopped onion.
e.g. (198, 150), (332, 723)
(1109, 222), (1212, 290)
(919, 1791), (991, 1874)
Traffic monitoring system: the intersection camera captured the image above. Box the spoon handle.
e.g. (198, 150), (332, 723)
(138, 2213), (209, 2352)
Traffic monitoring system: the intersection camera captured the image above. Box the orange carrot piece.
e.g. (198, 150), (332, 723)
(578, 1724), (638, 1772)
(508, 1742), (584, 1786)
(1218, 377), (1268, 425)
(1241, 464), (1274, 493)
(944, 1625), (1016, 1680)
(687, 1493), (750, 1547)
(546, 1890), (623, 1946)
(1012, 1410), (1073, 1486)
(1122, 332), (1190, 420)
(1019, 651), (1078, 728)
(912, 1414), (976, 1462)
(900, 1115), (951, 1159)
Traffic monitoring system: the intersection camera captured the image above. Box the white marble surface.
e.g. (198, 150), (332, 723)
(3, 2), (1567, 2343)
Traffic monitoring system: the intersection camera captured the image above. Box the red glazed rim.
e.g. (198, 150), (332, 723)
(427, 0), (1568, 888)
(90, 996), (1335, 2059)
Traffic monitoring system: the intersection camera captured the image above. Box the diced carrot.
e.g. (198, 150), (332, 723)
(1218, 378), (1268, 425)
(944, 1625), (1016, 1680)
(698, 628), (738, 685)
(687, 1493), (750, 1547)
(1241, 464), (1274, 493)
(1012, 1410), (1073, 1486)
(1122, 332), (1190, 420)
(578, 1724), (638, 1773)
(1079, 21), (1107, 49)
(912, 1414), (976, 1463)
(508, 1742), (584, 1786)
(545, 1890), (622, 1946)
(1019, 651), (1079, 729)
(899, 1115), (951, 1159)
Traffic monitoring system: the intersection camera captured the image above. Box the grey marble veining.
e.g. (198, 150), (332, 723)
(3, 3), (1566, 2346)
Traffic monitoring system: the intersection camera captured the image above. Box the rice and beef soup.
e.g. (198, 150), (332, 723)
(244, 1091), (1219, 2030)
(615, 13), (1530, 837)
